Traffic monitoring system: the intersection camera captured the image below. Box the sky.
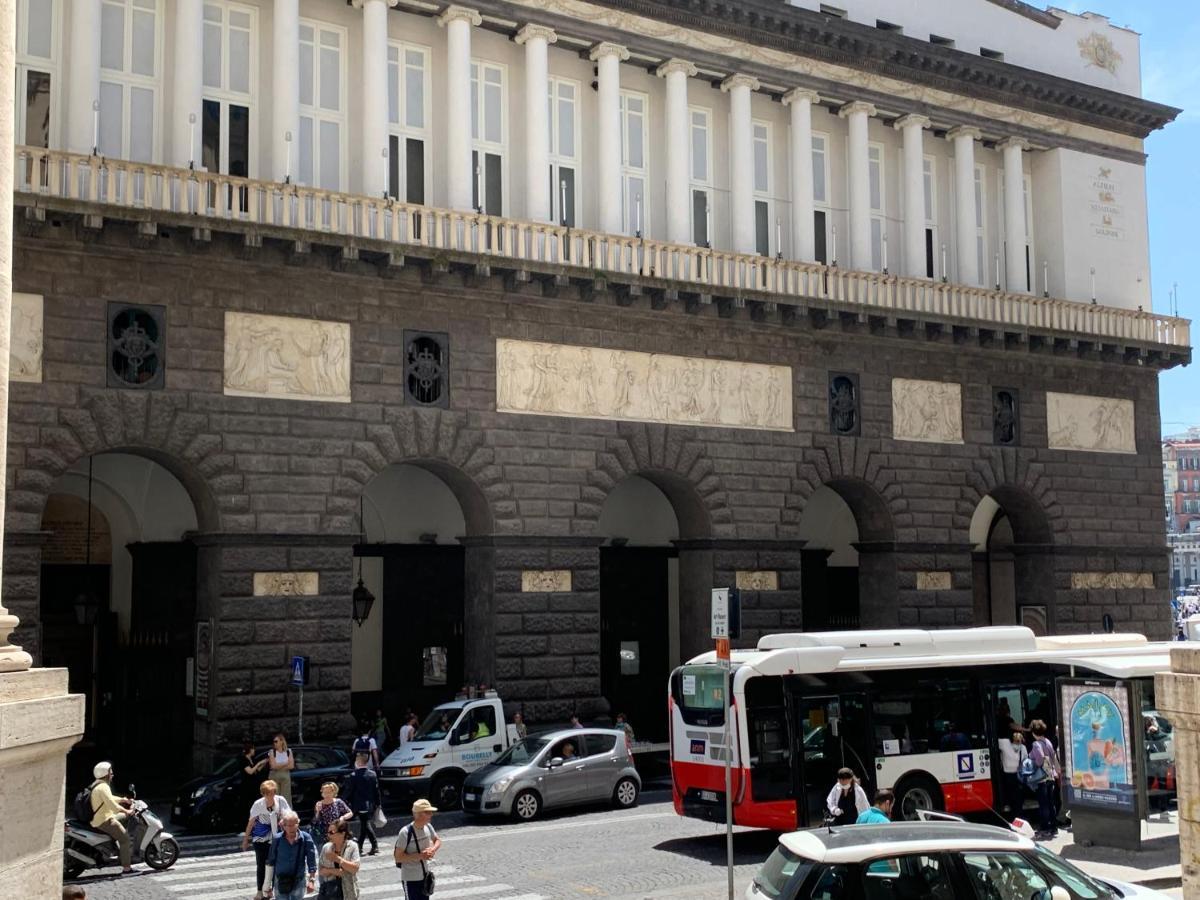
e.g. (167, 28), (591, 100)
(1068, 1), (1200, 434)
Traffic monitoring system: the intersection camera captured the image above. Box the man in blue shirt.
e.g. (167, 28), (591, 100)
(267, 810), (317, 899)
(856, 788), (895, 824)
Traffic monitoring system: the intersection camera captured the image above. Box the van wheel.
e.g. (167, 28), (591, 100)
(613, 777), (639, 809)
(895, 774), (944, 821)
(431, 772), (464, 810)
(512, 789), (541, 821)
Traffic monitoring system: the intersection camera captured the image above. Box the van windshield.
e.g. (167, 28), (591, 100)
(492, 737), (551, 767)
(414, 708), (461, 741)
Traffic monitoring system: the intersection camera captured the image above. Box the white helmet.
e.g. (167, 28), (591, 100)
(93, 761), (113, 779)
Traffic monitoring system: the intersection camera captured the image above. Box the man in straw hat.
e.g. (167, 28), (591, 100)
(394, 798), (442, 899)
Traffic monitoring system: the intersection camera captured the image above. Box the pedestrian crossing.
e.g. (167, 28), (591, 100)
(150, 833), (548, 900)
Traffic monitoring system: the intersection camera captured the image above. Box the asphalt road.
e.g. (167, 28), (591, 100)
(71, 789), (777, 899)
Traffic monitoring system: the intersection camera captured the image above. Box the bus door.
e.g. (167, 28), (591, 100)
(791, 693), (872, 827)
(990, 680), (1053, 811)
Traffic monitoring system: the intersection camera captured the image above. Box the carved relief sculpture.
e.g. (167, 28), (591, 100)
(224, 312), (351, 403)
(522, 570), (572, 593)
(253, 572), (320, 596)
(496, 339), (792, 431)
(10, 292), (43, 383)
(736, 571), (779, 591)
(891, 378), (963, 444)
(1046, 392), (1135, 454)
(1071, 572), (1154, 590)
(1078, 32), (1123, 75)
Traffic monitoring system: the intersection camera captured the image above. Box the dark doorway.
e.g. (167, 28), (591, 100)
(601, 547), (672, 740)
(372, 545), (465, 716)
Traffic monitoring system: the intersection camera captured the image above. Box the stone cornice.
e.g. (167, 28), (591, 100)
(985, 0), (1060, 28)
(437, 4), (482, 27)
(589, 41), (629, 61)
(569, 0), (1178, 138)
(655, 57), (697, 78)
(720, 73), (759, 93)
(515, 22), (557, 44)
(998, 136), (1031, 152)
(351, 0), (400, 8)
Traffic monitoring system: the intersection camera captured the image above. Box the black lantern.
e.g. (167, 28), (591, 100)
(352, 577), (376, 626)
(73, 590), (100, 626)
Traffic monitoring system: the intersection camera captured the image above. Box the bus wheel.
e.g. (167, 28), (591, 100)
(895, 775), (944, 821)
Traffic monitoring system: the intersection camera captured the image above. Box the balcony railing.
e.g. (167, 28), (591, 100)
(14, 147), (1190, 350)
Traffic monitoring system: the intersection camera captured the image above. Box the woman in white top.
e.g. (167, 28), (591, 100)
(998, 731), (1028, 820)
(241, 779), (292, 900)
(268, 733), (295, 805)
(319, 819), (362, 900)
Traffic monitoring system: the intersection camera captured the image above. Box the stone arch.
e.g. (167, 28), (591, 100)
(821, 476), (897, 544)
(959, 447), (1064, 542)
(796, 437), (900, 542)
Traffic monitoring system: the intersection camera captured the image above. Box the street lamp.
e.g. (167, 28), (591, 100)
(352, 495), (376, 626)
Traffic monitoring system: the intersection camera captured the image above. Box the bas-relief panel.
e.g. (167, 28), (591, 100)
(224, 312), (351, 403)
(916, 571), (952, 591)
(522, 570), (572, 593)
(1046, 392), (1135, 454)
(891, 379), (963, 444)
(496, 339), (792, 431)
(10, 292), (43, 384)
(736, 571), (779, 591)
(253, 572), (320, 597)
(1071, 572), (1153, 590)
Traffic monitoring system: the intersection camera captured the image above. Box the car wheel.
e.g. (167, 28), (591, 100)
(512, 789), (541, 821)
(200, 807), (226, 834)
(613, 777), (639, 809)
(894, 774), (944, 821)
(431, 772), (464, 810)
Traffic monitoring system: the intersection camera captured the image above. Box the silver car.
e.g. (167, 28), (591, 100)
(462, 728), (641, 820)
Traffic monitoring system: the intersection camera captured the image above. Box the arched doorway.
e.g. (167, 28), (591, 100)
(597, 475), (686, 741)
(970, 489), (1053, 634)
(352, 462), (483, 726)
(40, 452), (201, 790)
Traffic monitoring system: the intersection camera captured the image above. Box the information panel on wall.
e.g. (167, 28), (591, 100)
(1059, 679), (1135, 812)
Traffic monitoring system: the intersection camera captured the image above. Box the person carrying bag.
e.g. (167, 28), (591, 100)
(393, 799), (441, 899)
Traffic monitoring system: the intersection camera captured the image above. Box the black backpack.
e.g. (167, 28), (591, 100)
(353, 735), (372, 756)
(73, 781), (97, 822)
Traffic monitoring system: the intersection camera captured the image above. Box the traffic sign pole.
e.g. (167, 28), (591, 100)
(712, 589), (734, 899)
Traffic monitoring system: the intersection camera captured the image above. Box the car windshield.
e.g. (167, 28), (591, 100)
(492, 737), (551, 766)
(414, 708), (461, 741)
(753, 846), (809, 899)
(1033, 847), (1116, 899)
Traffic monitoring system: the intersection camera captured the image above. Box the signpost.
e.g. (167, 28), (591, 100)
(290, 656), (308, 743)
(711, 587), (739, 899)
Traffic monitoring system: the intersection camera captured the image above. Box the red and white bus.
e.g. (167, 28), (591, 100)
(668, 626), (1175, 830)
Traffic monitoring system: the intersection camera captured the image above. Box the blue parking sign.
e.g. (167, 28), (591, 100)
(289, 656), (307, 687)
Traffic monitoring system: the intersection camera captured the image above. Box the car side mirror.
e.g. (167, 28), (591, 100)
(547, 757), (564, 769)
(1032, 889), (1070, 900)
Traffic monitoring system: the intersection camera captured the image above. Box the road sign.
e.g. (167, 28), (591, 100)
(289, 655), (308, 687)
(711, 588), (729, 638)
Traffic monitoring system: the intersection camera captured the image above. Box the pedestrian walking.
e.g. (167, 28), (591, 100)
(399, 713), (417, 745)
(825, 767), (869, 826)
(371, 708), (391, 752)
(352, 726), (381, 771)
(855, 788), (894, 824)
(312, 782), (353, 846)
(318, 819), (362, 900)
(998, 731), (1028, 820)
(266, 811), (317, 900)
(268, 733), (296, 805)
(1028, 720), (1063, 838)
(242, 779), (291, 900)
(393, 799), (442, 900)
(614, 712), (635, 744)
(512, 712), (527, 741)
(88, 762), (135, 875)
(342, 753), (382, 856)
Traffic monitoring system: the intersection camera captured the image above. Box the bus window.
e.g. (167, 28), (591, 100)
(874, 680), (985, 755)
(671, 666), (728, 727)
(1141, 685), (1176, 810)
(746, 677), (792, 802)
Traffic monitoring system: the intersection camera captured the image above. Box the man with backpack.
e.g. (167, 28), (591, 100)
(341, 752), (382, 855)
(79, 762), (135, 874)
(352, 726), (381, 771)
(1023, 719), (1063, 839)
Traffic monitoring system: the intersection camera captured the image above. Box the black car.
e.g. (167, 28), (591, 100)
(173, 745), (353, 833)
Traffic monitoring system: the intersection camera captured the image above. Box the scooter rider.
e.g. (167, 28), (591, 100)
(90, 762), (135, 874)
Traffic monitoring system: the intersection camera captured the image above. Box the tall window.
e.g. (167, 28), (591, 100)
(387, 42), (430, 204)
(99, 0), (161, 162)
(298, 19), (346, 190)
(16, 0), (58, 149)
(689, 107), (712, 246)
(470, 61), (505, 215)
(974, 164), (986, 284)
(999, 169), (1035, 291)
(547, 76), (579, 227)
(619, 91), (647, 236)
(923, 155), (937, 277)
(752, 121), (771, 256)
(868, 143), (884, 271)
(812, 132), (830, 263)
(202, 3), (254, 178)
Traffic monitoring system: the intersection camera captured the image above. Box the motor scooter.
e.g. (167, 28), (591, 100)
(64, 784), (181, 880)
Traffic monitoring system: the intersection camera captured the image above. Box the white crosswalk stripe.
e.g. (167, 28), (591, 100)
(149, 844), (542, 900)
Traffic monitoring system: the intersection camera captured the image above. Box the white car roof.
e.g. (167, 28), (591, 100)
(779, 823), (1034, 864)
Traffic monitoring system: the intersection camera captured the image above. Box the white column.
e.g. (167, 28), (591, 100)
(722, 73), (760, 255)
(1000, 137), (1030, 293)
(656, 58), (697, 245)
(171, 0), (204, 167)
(591, 42), (629, 235)
(783, 88), (818, 263)
(439, 5), (481, 211)
(515, 24), (556, 222)
(839, 100), (876, 271)
(355, 0), (398, 197)
(895, 114), (930, 278)
(273, 0), (300, 181)
(948, 125), (982, 286)
(66, 0), (101, 154)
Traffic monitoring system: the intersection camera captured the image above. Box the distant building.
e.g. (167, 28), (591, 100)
(1164, 438), (1200, 535)
(1172, 534), (1200, 593)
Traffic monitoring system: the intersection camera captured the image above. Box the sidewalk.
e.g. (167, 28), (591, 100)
(1042, 809), (1181, 890)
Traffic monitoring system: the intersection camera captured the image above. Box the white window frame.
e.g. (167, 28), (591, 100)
(998, 168), (1036, 292)
(974, 164), (987, 286)
(16, 0), (60, 149)
(547, 74), (581, 227)
(688, 105), (713, 246)
(201, 1), (257, 178)
(470, 59), (507, 216)
(99, 0), (164, 163)
(387, 40), (432, 204)
(619, 89), (648, 237)
(867, 141), (885, 272)
(811, 131), (831, 262)
(297, 17), (348, 191)
(752, 119), (773, 256)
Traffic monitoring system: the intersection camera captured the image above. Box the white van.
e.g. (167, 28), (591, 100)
(379, 691), (517, 809)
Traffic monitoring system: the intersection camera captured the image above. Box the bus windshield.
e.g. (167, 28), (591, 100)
(672, 665), (729, 727)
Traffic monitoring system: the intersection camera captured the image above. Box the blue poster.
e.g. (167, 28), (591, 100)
(1060, 681), (1134, 811)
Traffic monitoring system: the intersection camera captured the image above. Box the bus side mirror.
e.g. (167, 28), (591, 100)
(830, 719), (840, 738)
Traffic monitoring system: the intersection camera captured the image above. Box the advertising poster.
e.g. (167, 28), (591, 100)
(1060, 680), (1134, 811)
